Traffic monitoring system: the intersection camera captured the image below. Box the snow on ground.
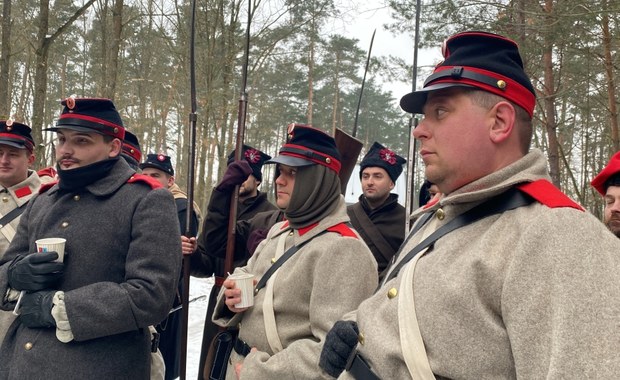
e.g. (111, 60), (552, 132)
(185, 276), (213, 380)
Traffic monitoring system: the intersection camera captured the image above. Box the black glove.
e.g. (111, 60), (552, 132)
(215, 160), (252, 191)
(319, 320), (360, 378)
(19, 290), (57, 328)
(8, 252), (64, 291)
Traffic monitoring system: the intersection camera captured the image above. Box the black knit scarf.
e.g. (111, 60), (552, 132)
(57, 157), (118, 191)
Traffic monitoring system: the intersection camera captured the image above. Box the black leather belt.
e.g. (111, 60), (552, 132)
(345, 349), (381, 380)
(233, 337), (251, 357)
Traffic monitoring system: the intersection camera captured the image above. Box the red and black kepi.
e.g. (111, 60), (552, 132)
(140, 153), (174, 176)
(122, 130), (142, 163)
(46, 97), (125, 140)
(400, 31), (536, 117)
(267, 124), (341, 174)
(0, 119), (34, 152)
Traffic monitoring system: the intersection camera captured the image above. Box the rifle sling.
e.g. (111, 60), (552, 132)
(254, 230), (326, 293)
(351, 203), (394, 263)
(383, 187), (533, 284)
(0, 201), (28, 229)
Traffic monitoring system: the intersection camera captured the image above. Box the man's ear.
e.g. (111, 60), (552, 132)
(109, 138), (122, 157)
(489, 101), (516, 144)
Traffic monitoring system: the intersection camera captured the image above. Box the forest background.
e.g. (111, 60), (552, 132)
(0, 0), (618, 219)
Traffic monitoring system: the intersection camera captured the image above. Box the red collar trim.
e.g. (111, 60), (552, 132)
(517, 180), (584, 211)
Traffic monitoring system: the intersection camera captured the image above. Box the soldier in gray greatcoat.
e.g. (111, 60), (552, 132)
(321, 31), (620, 379)
(0, 97), (181, 379)
(213, 124), (377, 379)
(0, 121), (43, 344)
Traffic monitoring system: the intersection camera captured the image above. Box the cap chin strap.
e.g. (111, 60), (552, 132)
(424, 66), (504, 90)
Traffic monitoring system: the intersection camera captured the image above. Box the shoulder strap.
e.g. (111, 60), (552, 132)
(351, 203), (394, 262)
(382, 187), (533, 285)
(0, 201), (28, 228)
(255, 231), (323, 293)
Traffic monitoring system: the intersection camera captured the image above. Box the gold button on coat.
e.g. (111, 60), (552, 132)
(387, 288), (398, 299)
(271, 257), (276, 264)
(2, 197), (8, 203)
(73, 195), (80, 201)
(436, 208), (445, 220)
(358, 332), (365, 345)
(24, 342), (33, 350)
(61, 221), (69, 228)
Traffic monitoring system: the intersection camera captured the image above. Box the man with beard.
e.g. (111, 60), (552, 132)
(187, 144), (276, 379)
(347, 142), (406, 279)
(0, 97), (181, 379)
(0, 121), (44, 345)
(591, 151), (620, 237)
(213, 124), (377, 380)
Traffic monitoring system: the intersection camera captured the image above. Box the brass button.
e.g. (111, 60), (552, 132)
(2, 197), (8, 203)
(326, 157), (331, 164)
(73, 195), (80, 201)
(288, 231), (293, 236)
(436, 208), (445, 220)
(497, 79), (506, 89)
(387, 288), (398, 299)
(61, 221), (69, 228)
(358, 332), (365, 345)
(271, 257), (276, 264)
(24, 342), (33, 350)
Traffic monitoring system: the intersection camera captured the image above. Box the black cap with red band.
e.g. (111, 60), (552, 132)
(46, 97), (126, 140)
(267, 124), (341, 174)
(122, 130), (142, 164)
(400, 31), (536, 117)
(0, 120), (34, 152)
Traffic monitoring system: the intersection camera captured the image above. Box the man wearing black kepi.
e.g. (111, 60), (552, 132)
(347, 142), (406, 279)
(213, 124), (377, 379)
(139, 152), (200, 380)
(0, 120), (44, 345)
(187, 144), (277, 380)
(121, 130), (142, 171)
(0, 97), (181, 379)
(320, 31), (620, 379)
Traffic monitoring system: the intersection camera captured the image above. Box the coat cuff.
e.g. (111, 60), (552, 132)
(51, 291), (74, 343)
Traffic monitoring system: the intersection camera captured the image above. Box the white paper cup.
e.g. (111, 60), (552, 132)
(35, 237), (66, 262)
(228, 273), (255, 308)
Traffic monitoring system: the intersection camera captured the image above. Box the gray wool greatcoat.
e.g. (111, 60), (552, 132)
(340, 149), (620, 379)
(0, 158), (182, 380)
(213, 196), (378, 380)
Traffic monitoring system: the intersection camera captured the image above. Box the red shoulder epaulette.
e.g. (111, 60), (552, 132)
(327, 222), (358, 238)
(39, 181), (58, 193)
(517, 179), (584, 211)
(37, 166), (57, 179)
(127, 174), (163, 189)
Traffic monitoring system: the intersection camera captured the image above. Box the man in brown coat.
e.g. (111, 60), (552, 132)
(214, 124), (377, 379)
(321, 31), (620, 379)
(347, 142), (406, 279)
(184, 144), (277, 379)
(591, 151), (620, 237)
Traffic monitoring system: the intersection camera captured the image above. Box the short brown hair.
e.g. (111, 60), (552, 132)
(467, 89), (532, 154)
